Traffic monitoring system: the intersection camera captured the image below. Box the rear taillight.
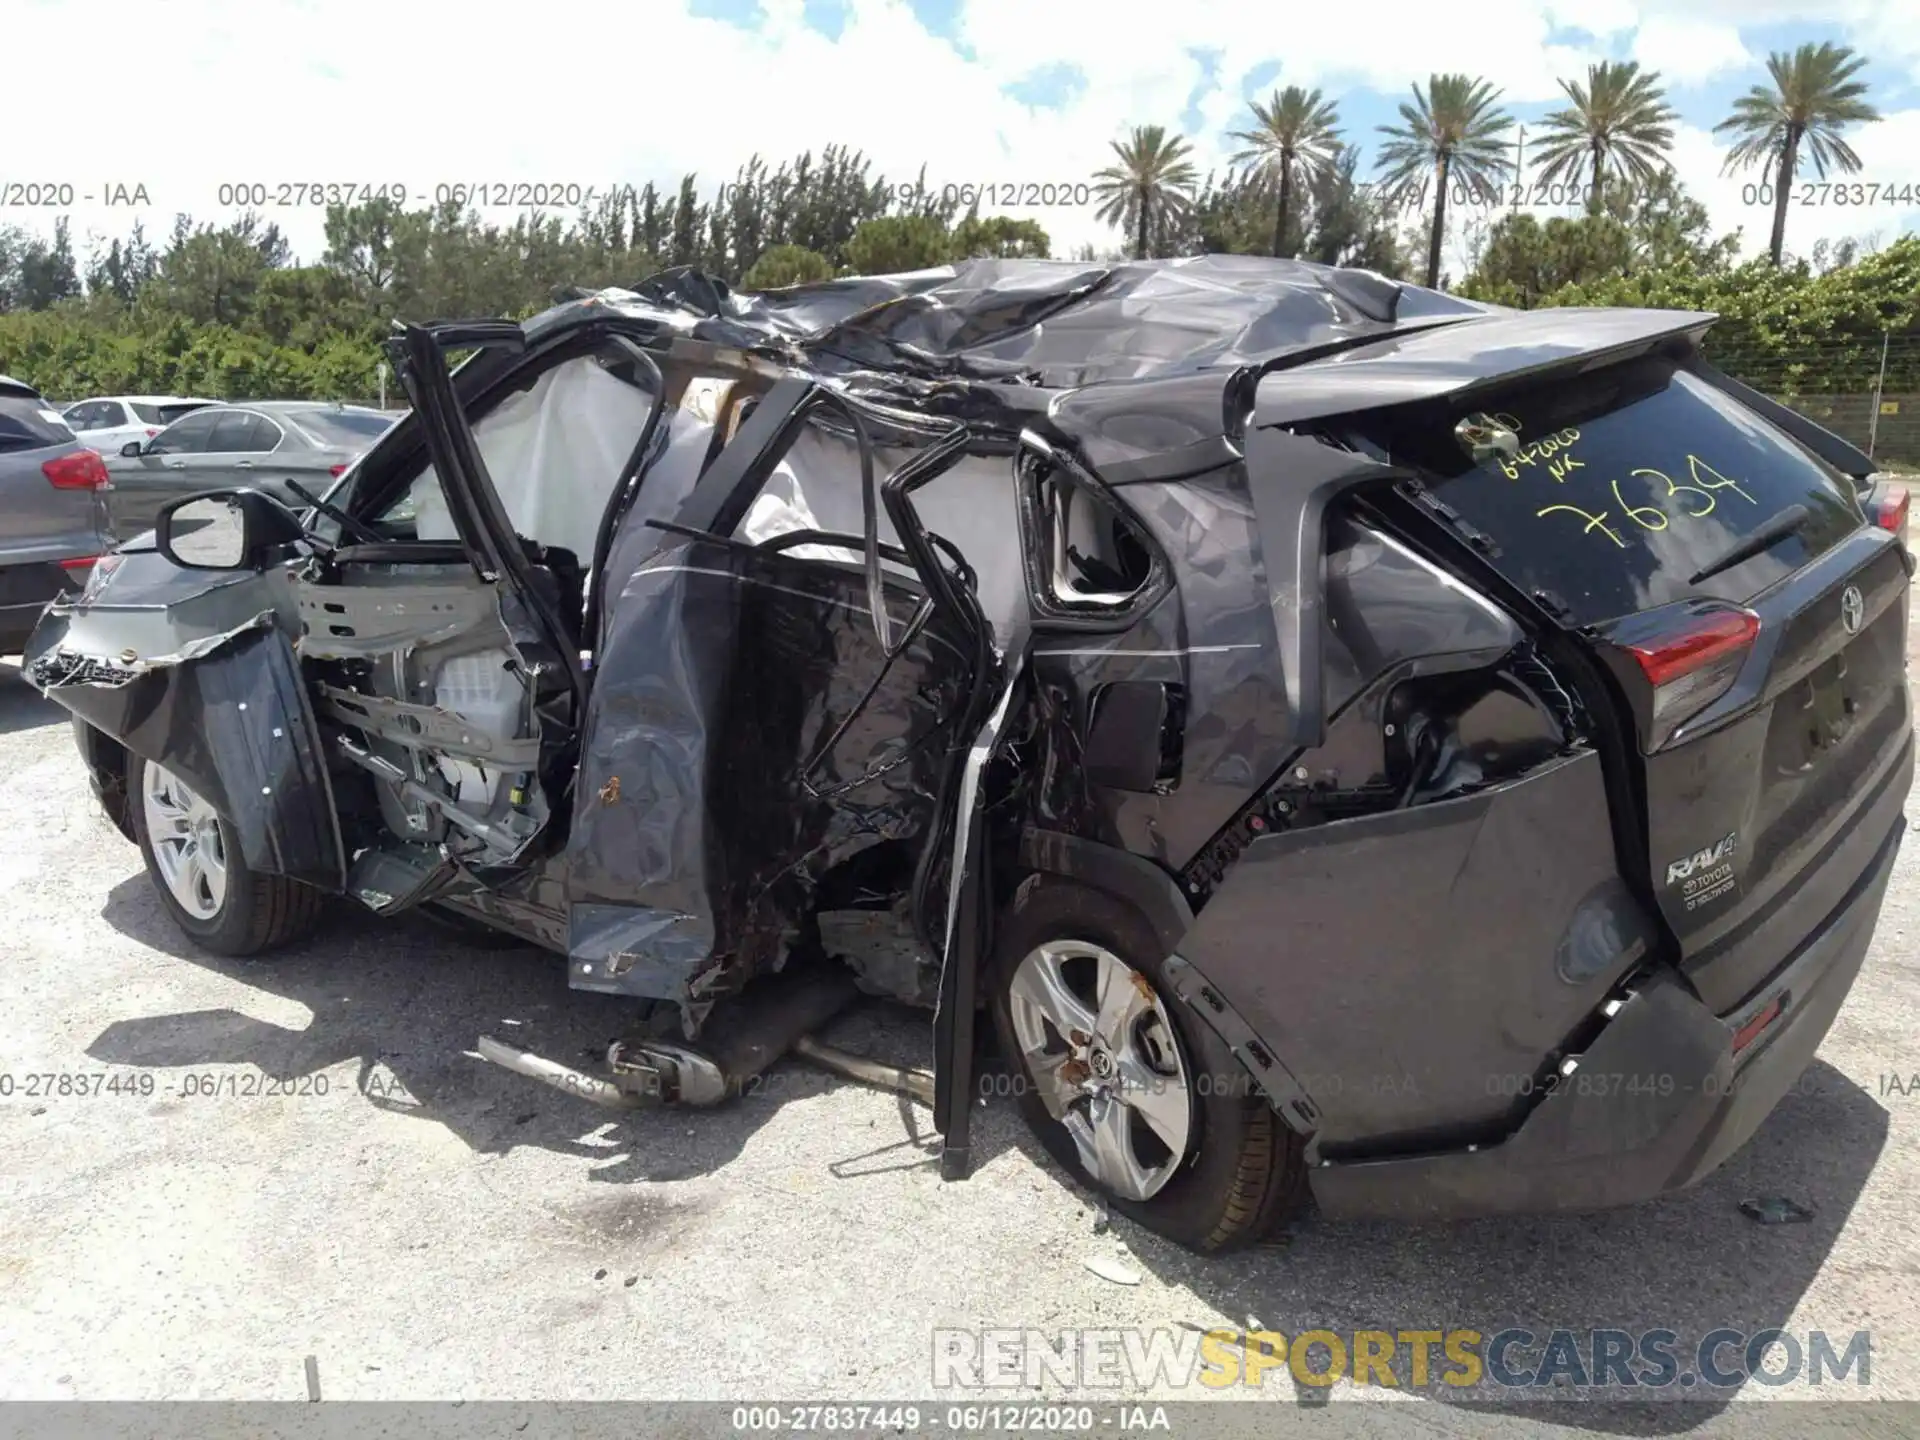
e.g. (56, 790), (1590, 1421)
(329, 463), (349, 478)
(144, 426), (159, 438)
(1620, 606), (1761, 749)
(42, 449), (110, 491)
(59, 556), (97, 570)
(1731, 996), (1783, 1056)
(1866, 481), (1909, 542)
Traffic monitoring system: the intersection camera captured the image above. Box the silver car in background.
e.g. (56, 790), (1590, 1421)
(106, 400), (400, 533)
(0, 376), (115, 652)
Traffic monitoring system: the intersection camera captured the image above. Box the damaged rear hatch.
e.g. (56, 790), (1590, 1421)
(1331, 339), (1911, 1019)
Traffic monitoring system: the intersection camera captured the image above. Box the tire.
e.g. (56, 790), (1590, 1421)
(988, 876), (1307, 1253)
(130, 753), (326, 957)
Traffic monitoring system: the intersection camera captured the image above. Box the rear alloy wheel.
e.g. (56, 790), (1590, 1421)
(990, 878), (1307, 1252)
(131, 755), (324, 957)
(1006, 939), (1194, 1202)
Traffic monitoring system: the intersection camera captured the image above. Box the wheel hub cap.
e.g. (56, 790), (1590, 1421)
(142, 763), (228, 920)
(1006, 940), (1194, 1201)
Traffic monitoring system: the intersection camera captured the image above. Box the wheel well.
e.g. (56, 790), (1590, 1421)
(1012, 827), (1194, 962)
(74, 720), (136, 842)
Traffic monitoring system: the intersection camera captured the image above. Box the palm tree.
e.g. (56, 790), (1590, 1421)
(1092, 125), (1200, 261)
(1534, 60), (1678, 212)
(1229, 86), (1343, 257)
(1375, 74), (1515, 288)
(1716, 42), (1879, 266)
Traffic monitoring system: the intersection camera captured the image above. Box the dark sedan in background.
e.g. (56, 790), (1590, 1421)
(105, 401), (400, 533)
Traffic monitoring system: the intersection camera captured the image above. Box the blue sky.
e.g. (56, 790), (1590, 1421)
(8, 0), (1919, 273)
(691, 0), (1920, 155)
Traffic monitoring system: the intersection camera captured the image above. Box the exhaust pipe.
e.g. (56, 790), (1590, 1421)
(475, 1035), (646, 1111)
(476, 960), (935, 1113)
(793, 1035), (935, 1107)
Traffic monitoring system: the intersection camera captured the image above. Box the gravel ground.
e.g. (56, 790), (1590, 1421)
(2, 606), (1918, 1435)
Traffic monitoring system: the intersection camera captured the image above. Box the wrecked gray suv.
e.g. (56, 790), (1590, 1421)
(26, 257), (1914, 1253)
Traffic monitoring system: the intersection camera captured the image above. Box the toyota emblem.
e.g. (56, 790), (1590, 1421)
(1840, 584), (1865, 636)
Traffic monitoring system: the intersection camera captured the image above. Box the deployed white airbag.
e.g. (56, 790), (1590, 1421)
(739, 427), (1028, 642)
(413, 357), (654, 564)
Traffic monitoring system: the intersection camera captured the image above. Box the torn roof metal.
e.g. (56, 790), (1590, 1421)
(514, 255), (1718, 480)
(538, 255), (1507, 389)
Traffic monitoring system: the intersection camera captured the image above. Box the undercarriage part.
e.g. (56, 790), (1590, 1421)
(607, 1037), (726, 1106)
(347, 844), (449, 913)
(792, 1035), (936, 1108)
(677, 959), (864, 1095)
(818, 901), (939, 1006)
(475, 1035), (646, 1111)
(483, 961), (930, 1115)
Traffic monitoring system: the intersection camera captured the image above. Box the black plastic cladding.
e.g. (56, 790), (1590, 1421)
(34, 616), (344, 890)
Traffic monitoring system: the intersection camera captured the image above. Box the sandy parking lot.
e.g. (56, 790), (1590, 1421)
(2, 607), (1919, 1436)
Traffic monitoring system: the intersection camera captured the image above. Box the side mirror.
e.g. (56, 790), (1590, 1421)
(155, 489), (306, 572)
(120, 440), (145, 457)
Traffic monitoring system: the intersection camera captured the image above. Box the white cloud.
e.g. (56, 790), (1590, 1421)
(1668, 111), (1920, 261)
(2, 0), (1915, 274)
(1630, 16), (1752, 86)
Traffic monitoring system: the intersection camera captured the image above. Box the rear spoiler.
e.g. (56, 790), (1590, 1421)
(1692, 362), (1879, 480)
(1252, 307), (1716, 429)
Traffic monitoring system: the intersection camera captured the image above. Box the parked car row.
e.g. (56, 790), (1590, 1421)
(101, 399), (402, 532)
(61, 395), (221, 456)
(0, 382), (402, 654)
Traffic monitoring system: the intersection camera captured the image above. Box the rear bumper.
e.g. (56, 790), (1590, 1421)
(1309, 809), (1904, 1222)
(0, 561), (87, 650)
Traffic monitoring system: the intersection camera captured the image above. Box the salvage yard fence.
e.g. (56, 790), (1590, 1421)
(1709, 330), (1920, 469)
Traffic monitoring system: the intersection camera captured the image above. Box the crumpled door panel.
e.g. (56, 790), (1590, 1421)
(566, 533), (973, 1029)
(1174, 749), (1653, 1152)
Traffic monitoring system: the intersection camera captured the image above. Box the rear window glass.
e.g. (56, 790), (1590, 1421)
(291, 409), (395, 446)
(1366, 359), (1861, 624)
(133, 401), (214, 425)
(0, 395), (74, 453)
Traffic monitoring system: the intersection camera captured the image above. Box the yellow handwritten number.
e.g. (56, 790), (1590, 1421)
(1537, 503), (1627, 548)
(1612, 479), (1668, 530)
(1631, 467), (1713, 518)
(1685, 455), (1756, 506)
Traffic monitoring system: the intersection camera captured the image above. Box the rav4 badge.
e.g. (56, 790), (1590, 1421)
(1666, 831), (1739, 886)
(1666, 831), (1741, 911)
